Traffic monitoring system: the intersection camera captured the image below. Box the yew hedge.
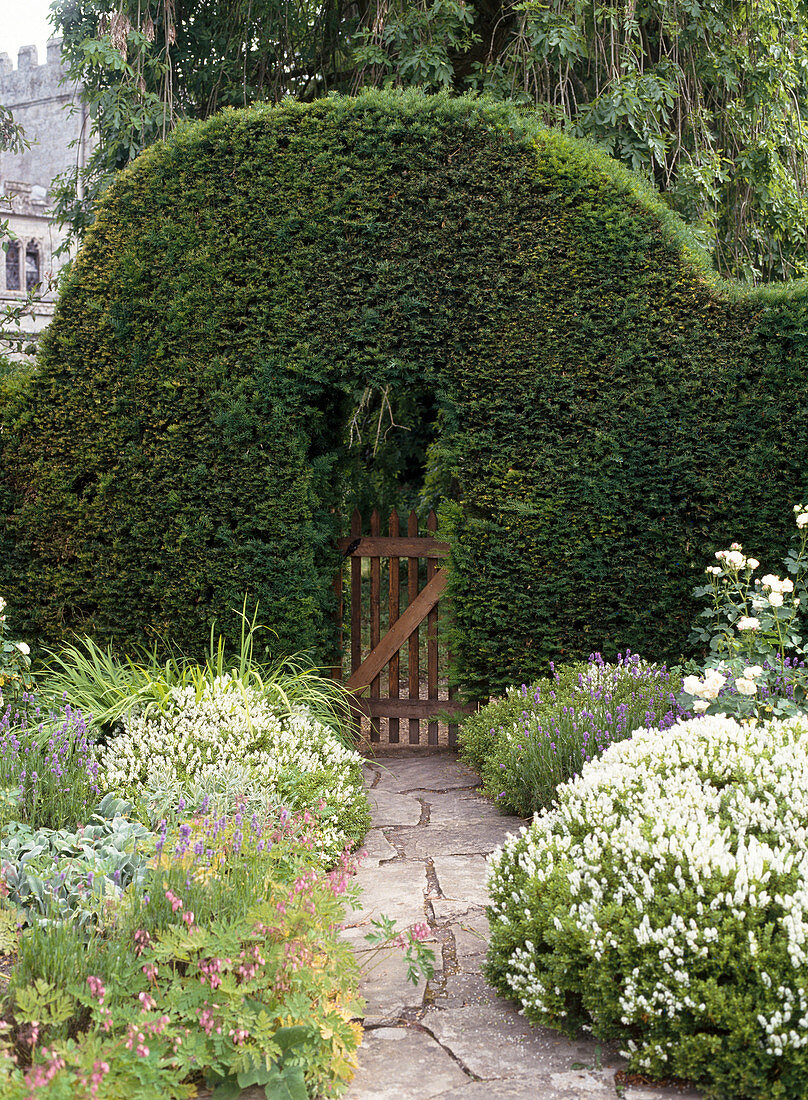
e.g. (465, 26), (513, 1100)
(1, 90), (807, 697)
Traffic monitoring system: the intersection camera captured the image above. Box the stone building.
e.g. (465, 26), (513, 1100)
(0, 38), (89, 358)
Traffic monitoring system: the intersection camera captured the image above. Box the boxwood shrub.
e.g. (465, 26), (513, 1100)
(3, 90), (808, 697)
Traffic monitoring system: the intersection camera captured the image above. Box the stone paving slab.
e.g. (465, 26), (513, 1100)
(359, 827), (399, 866)
(425, 790), (504, 825)
(452, 910), (490, 958)
(341, 753), (705, 1100)
(364, 756), (482, 793)
(434, 968), (500, 1009)
(406, 821), (523, 858)
(434, 1075), (615, 1099)
(343, 860), (428, 930)
(352, 947), (424, 1025)
(430, 855), (489, 918)
(421, 1004), (623, 1081)
(367, 788), (424, 826)
(345, 1027), (470, 1099)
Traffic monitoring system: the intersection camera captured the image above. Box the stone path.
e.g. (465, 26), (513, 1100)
(342, 754), (703, 1100)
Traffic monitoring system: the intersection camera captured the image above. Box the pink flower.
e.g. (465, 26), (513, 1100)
(165, 888), (183, 913)
(198, 1006), (216, 1036)
(87, 975), (106, 1005)
(134, 928), (151, 956)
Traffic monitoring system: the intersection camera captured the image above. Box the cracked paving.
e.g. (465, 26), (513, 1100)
(342, 755), (704, 1100)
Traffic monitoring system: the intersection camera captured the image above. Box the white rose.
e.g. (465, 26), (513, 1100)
(705, 566), (723, 576)
(699, 685), (720, 700)
(683, 675), (704, 695)
(768, 592), (784, 607)
(725, 551), (746, 569)
(704, 670), (727, 688)
(0, 597), (6, 613)
(13, 641), (30, 655)
(746, 558), (760, 570)
(735, 678), (758, 696)
(736, 617), (761, 631)
(781, 578), (794, 593)
(692, 700), (710, 713)
(730, 542), (743, 551)
(743, 665), (763, 679)
(797, 513), (808, 529)
(761, 574), (781, 590)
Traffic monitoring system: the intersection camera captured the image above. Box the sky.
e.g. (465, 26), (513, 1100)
(0, 0), (59, 67)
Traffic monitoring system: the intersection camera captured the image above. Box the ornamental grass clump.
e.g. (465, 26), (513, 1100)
(41, 607), (357, 747)
(460, 653), (687, 817)
(487, 714), (808, 1099)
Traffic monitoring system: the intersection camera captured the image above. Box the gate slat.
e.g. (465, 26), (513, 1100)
(448, 646), (459, 748)
(349, 508), (362, 741)
(345, 570), (447, 691)
(427, 509), (439, 746)
(388, 509), (401, 744)
(369, 509), (381, 742)
(407, 510), (420, 745)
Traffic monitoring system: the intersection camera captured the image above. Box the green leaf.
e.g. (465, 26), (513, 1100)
(210, 1078), (242, 1100)
(263, 1066), (308, 1100)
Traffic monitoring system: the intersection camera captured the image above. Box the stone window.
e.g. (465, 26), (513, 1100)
(5, 240), (20, 290)
(25, 242), (41, 290)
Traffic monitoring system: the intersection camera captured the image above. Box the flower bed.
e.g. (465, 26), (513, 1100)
(0, 603), (379, 1097)
(459, 652), (687, 817)
(1, 808), (364, 1098)
(486, 714), (808, 1099)
(97, 675), (370, 865)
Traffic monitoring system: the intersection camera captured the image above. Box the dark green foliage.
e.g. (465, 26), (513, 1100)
(2, 90), (808, 696)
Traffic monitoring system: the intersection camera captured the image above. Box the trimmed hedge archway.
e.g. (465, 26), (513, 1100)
(2, 90), (808, 699)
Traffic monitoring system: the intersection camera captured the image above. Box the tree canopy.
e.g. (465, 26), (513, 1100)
(48, 0), (808, 282)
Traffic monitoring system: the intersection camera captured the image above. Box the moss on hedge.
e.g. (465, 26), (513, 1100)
(2, 89), (808, 697)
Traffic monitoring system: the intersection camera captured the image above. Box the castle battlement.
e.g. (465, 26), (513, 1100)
(0, 39), (70, 102)
(0, 37), (88, 358)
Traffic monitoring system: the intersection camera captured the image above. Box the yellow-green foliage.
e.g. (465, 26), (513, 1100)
(1, 89), (807, 697)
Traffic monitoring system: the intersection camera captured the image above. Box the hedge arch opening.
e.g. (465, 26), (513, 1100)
(3, 89), (808, 700)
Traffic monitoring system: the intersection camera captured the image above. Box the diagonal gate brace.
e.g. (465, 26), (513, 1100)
(346, 569), (448, 693)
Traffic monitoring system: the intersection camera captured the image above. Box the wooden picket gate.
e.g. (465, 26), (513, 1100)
(333, 508), (474, 746)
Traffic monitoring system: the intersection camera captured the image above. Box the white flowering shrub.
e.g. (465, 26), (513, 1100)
(97, 675), (369, 863)
(486, 715), (808, 1099)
